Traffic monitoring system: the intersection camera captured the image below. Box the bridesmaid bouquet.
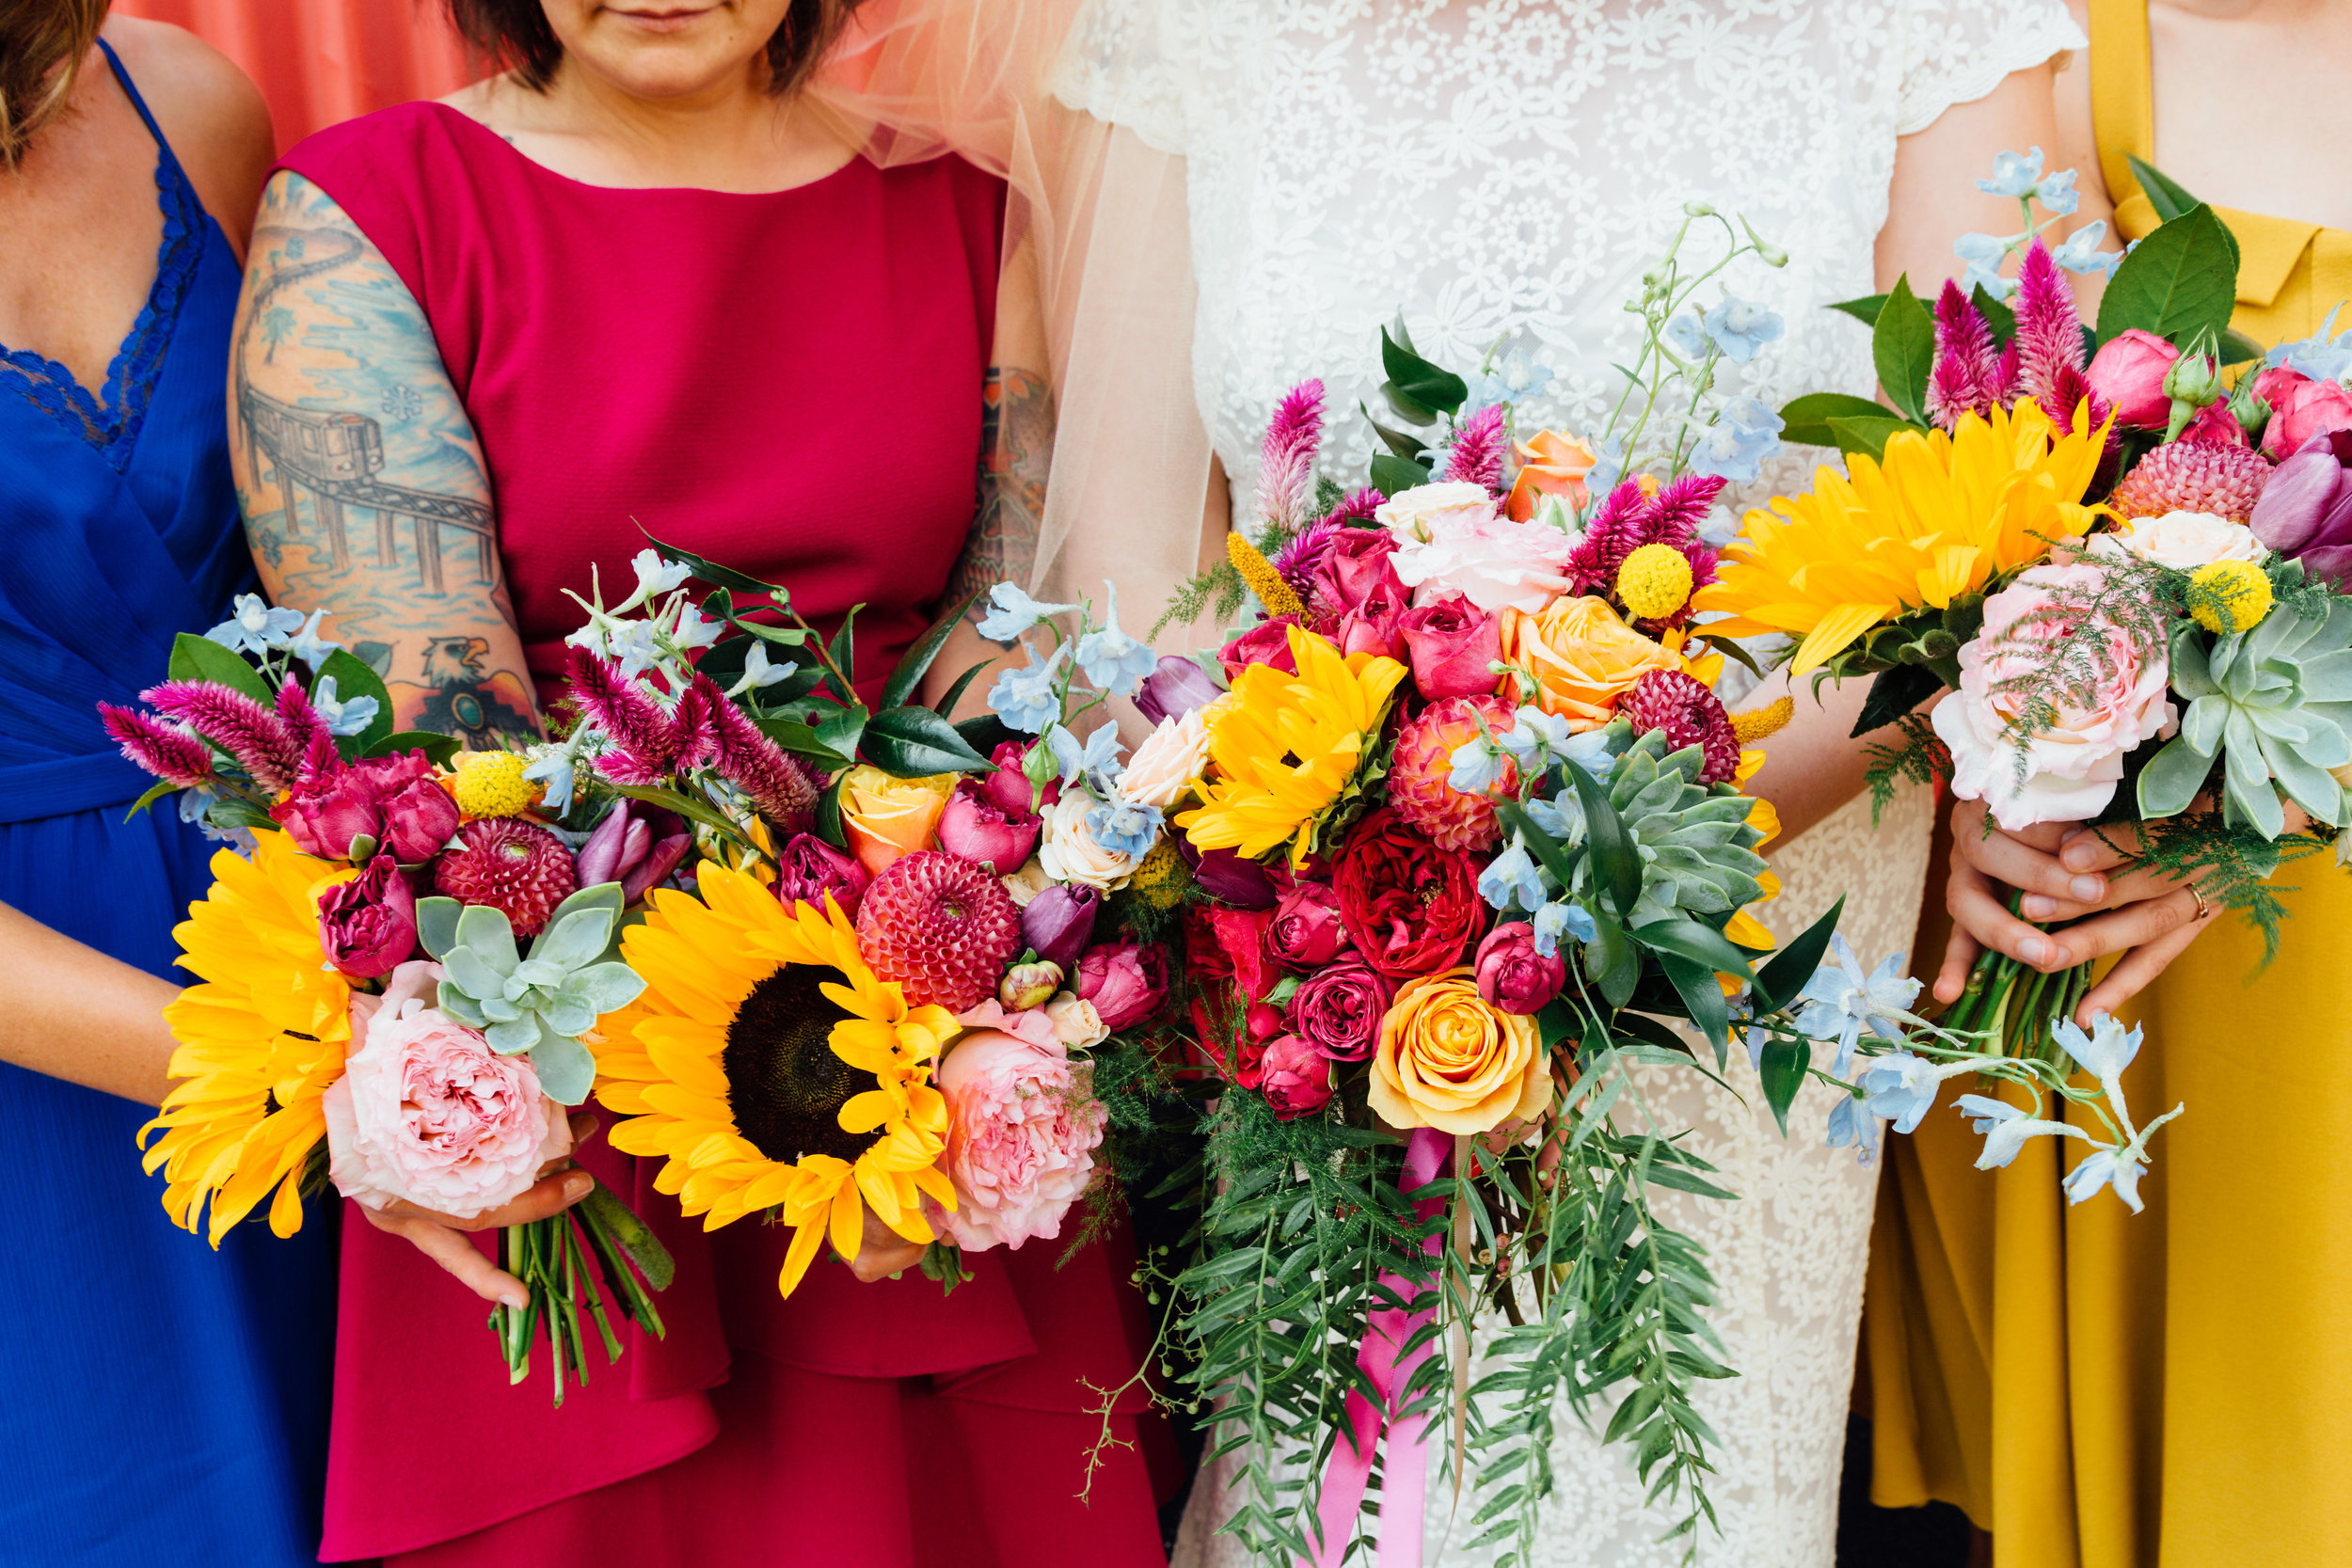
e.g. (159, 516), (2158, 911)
(102, 604), (674, 1404)
(1130, 213), (2153, 1566)
(1704, 153), (2352, 1063)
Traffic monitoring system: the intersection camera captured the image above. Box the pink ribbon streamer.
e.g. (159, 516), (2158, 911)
(1306, 1126), (1451, 1568)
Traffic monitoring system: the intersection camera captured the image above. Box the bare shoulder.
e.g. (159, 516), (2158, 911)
(102, 16), (275, 256)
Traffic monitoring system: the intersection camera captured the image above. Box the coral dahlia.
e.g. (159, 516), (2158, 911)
(434, 817), (579, 936)
(1621, 670), (1741, 786)
(855, 849), (1024, 1011)
(1390, 695), (1518, 852)
(2107, 439), (2273, 523)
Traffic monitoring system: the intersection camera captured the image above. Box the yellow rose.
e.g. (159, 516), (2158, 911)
(1499, 595), (1682, 731)
(1505, 429), (1598, 521)
(839, 765), (956, 878)
(1368, 969), (1552, 1135)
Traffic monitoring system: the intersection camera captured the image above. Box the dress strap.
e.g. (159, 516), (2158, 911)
(94, 37), (172, 151)
(2088, 0), (2155, 210)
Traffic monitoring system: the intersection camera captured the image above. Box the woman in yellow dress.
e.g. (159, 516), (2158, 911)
(1863, 2), (2352, 1563)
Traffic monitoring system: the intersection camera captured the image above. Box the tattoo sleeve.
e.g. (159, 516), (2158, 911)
(949, 365), (1053, 620)
(227, 171), (537, 745)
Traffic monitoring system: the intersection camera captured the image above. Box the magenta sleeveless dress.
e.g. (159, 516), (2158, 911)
(278, 106), (1170, 1568)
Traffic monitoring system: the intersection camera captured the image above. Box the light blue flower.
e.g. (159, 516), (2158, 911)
(1857, 1052), (1978, 1136)
(1497, 704), (1575, 765)
(2265, 307), (2352, 382)
(1585, 435), (1629, 499)
(1960, 260), (2016, 303)
(1073, 583), (1158, 696)
(1704, 295), (1784, 363)
(1791, 935), (1923, 1076)
(286, 609), (342, 668)
(523, 748), (578, 814)
(2049, 218), (2120, 277)
(1530, 897), (1595, 958)
(976, 582), (1081, 644)
(987, 641), (1069, 734)
(1976, 146), (2045, 198)
(1952, 230), (2010, 268)
(1478, 837), (1549, 913)
(725, 641), (794, 698)
(1953, 1093), (2086, 1170)
(1664, 313), (1708, 361)
(1047, 721), (1122, 791)
(604, 619), (662, 681)
(309, 674), (379, 738)
(2062, 1147), (2150, 1212)
(1691, 396), (1785, 484)
(1825, 1094), (1883, 1165)
(204, 594), (306, 656)
(1448, 735), (1509, 796)
(1466, 349), (1556, 411)
(2051, 1011), (2142, 1106)
(1521, 793), (1581, 844)
(2033, 166), (2081, 216)
(1088, 796), (1164, 861)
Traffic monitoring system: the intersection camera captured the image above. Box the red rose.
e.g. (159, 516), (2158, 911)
(1332, 808), (1485, 978)
(1308, 528), (1403, 626)
(1266, 879), (1349, 969)
(1218, 615), (1302, 681)
(1290, 957), (1392, 1061)
(1184, 903), (1279, 1076)
(1473, 921), (1566, 1015)
(315, 854), (418, 979)
(1397, 593), (1503, 701)
(1256, 1034), (1334, 1119)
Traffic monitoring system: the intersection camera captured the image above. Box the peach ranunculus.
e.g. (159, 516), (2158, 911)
(1505, 429), (1600, 521)
(1499, 594), (1682, 731)
(839, 765), (957, 878)
(1367, 968), (1552, 1135)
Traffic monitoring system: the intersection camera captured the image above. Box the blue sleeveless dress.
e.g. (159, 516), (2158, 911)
(0, 42), (333, 1566)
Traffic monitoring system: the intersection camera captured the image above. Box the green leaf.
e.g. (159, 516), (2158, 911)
(701, 587), (734, 622)
(1369, 452), (1434, 498)
(1755, 894), (1846, 1014)
(732, 619), (811, 647)
(608, 782), (740, 840)
(823, 607), (861, 704)
(1380, 326), (1469, 418)
(863, 705), (993, 777)
(316, 647), (395, 752)
(816, 773), (848, 849)
(1631, 918), (1756, 982)
(1851, 664), (1944, 737)
(1564, 760), (1642, 918)
(931, 657), (992, 721)
(122, 780), (178, 821)
(1655, 952), (1732, 1068)
(1610, 1009), (1693, 1057)
(2095, 203), (2238, 347)
(2219, 326), (2265, 366)
(640, 529), (787, 597)
(882, 591), (983, 711)
(576, 1184), (675, 1291)
(531, 903), (620, 969)
(956, 713), (1018, 759)
(1871, 275), (1935, 424)
(1585, 916), (1642, 1008)
(2127, 153), (2202, 226)
(1824, 414), (1920, 464)
(364, 730), (461, 767)
(1777, 392), (1891, 449)
(1362, 404), (1432, 460)
(415, 895), (463, 959)
(166, 631), (274, 704)
(812, 702), (868, 764)
(1971, 284), (2016, 346)
(1756, 1039), (1811, 1136)
(1534, 998), (1580, 1053)
(1826, 293), (1887, 327)
(1493, 799), (1580, 892)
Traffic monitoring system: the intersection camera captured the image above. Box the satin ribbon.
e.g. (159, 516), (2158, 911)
(1306, 1125), (1450, 1568)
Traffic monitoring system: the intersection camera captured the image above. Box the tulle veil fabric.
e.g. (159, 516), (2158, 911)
(806, 0), (1222, 648)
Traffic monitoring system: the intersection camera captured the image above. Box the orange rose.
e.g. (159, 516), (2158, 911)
(1368, 969), (1552, 1134)
(1505, 429), (1599, 521)
(839, 765), (956, 878)
(1499, 595), (1681, 731)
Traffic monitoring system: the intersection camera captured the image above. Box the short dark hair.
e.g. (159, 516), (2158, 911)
(440, 0), (857, 98)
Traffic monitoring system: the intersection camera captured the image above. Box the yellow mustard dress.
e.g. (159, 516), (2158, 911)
(1859, 3), (2352, 1562)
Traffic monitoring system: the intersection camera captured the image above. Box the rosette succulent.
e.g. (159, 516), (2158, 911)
(2136, 588), (2352, 837)
(1585, 727), (1770, 927)
(417, 883), (648, 1105)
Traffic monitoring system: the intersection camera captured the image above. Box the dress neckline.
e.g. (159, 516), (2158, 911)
(421, 101), (868, 202)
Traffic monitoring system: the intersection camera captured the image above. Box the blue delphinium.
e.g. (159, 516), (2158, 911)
(1478, 837), (1548, 913)
(1976, 146), (2046, 198)
(309, 674), (379, 738)
(1530, 898), (1595, 958)
(976, 583), (1080, 644)
(2049, 218), (2120, 277)
(986, 641), (1068, 734)
(1073, 584), (1158, 696)
(1087, 796), (1164, 861)
(1791, 935), (1923, 1076)
(1692, 394), (1785, 483)
(286, 609), (342, 668)
(1047, 721), (1122, 792)
(1825, 1094), (1883, 1165)
(205, 594), (306, 656)
(1703, 295), (1785, 363)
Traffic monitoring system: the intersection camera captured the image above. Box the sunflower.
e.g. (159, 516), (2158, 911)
(139, 832), (356, 1243)
(1696, 398), (2113, 675)
(593, 861), (962, 1298)
(1174, 623), (1408, 867)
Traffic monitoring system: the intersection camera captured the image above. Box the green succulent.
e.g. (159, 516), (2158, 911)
(1576, 729), (1768, 927)
(415, 883), (647, 1106)
(2137, 596), (2352, 839)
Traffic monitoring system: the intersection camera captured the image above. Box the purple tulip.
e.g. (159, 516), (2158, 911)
(578, 800), (692, 901)
(2251, 436), (2346, 556)
(1132, 655), (1223, 726)
(1021, 883), (1101, 971)
(935, 778), (1041, 873)
(1176, 838), (1279, 910)
(774, 832), (871, 919)
(2299, 545), (2352, 589)
(316, 855), (419, 979)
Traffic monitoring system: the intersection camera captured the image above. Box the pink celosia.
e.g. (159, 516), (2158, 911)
(691, 673), (822, 834)
(569, 647), (682, 784)
(140, 680), (303, 790)
(1562, 474), (1724, 629)
(1326, 486), (1385, 527)
(1273, 516), (1342, 604)
(1925, 278), (2008, 431)
(1257, 379), (1326, 533)
(1445, 404), (1507, 493)
(275, 675), (336, 756)
(2011, 242), (2089, 416)
(98, 705), (214, 789)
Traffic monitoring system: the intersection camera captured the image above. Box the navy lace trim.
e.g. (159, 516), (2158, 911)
(0, 112), (205, 470)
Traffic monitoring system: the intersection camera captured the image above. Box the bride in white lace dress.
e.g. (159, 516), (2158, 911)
(1054, 3), (2084, 1562)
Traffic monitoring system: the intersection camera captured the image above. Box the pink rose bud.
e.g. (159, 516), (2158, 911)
(1022, 884), (1102, 972)
(999, 959), (1064, 1012)
(1073, 939), (1170, 1031)
(774, 832), (871, 919)
(2258, 366), (2352, 461)
(1256, 1034), (1334, 1120)
(576, 800), (692, 901)
(380, 776), (462, 863)
(1246, 1001), (1286, 1041)
(273, 770), (385, 861)
(1308, 527), (1404, 622)
(1132, 654), (1223, 725)
(1288, 957), (1391, 1062)
(936, 778), (1042, 873)
(1333, 576), (1407, 660)
(1397, 592), (1503, 701)
(1266, 879), (1349, 969)
(1474, 920), (1567, 1015)
(2086, 328), (2181, 430)
(1217, 615), (1303, 681)
(316, 855), (419, 979)
(2175, 399), (2249, 448)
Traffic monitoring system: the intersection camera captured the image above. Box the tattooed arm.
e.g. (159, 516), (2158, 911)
(228, 171), (537, 744)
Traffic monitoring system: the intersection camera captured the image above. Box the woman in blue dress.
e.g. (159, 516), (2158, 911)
(0, 10), (333, 1564)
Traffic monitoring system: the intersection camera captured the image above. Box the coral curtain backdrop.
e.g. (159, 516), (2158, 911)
(113, 0), (481, 150)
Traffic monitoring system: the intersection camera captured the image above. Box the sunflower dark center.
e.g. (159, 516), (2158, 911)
(723, 965), (869, 1164)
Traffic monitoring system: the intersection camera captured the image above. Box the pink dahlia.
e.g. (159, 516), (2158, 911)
(2107, 440), (2273, 524)
(434, 818), (579, 937)
(1390, 695), (1518, 852)
(855, 850), (1024, 1011)
(1622, 670), (1741, 786)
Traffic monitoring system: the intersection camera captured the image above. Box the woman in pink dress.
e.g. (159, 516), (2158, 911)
(229, 3), (1168, 1563)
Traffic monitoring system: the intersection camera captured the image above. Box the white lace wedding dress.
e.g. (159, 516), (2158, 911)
(1057, 2), (2079, 1563)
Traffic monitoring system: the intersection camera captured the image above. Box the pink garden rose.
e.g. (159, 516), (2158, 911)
(1073, 939), (1170, 1030)
(1473, 921), (1567, 1015)
(935, 778), (1042, 873)
(773, 832), (871, 919)
(1288, 957), (1392, 1062)
(1255, 1034), (1334, 1119)
(1307, 527), (1406, 627)
(1218, 615), (1302, 681)
(1396, 593), (1503, 700)
(1931, 563), (2176, 832)
(1378, 483), (1575, 613)
(2256, 366), (2352, 461)
(1265, 879), (1349, 970)
(933, 1027), (1107, 1251)
(2086, 328), (2180, 430)
(322, 961), (572, 1218)
(316, 855), (418, 980)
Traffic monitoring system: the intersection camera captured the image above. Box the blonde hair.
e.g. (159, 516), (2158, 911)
(0, 0), (111, 167)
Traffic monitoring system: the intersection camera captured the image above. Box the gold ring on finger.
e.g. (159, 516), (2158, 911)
(2188, 881), (2211, 921)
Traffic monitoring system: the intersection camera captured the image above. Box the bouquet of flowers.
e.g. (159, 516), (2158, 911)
(1126, 206), (2155, 1565)
(1703, 150), (2352, 1061)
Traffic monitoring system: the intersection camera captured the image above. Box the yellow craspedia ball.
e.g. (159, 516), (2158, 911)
(450, 750), (538, 818)
(2187, 559), (2273, 634)
(1615, 543), (1694, 621)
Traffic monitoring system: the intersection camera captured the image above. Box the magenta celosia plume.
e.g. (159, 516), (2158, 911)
(2010, 242), (2090, 417)
(568, 647), (684, 784)
(140, 680), (304, 790)
(1444, 404), (1506, 493)
(1925, 278), (2007, 431)
(1256, 379), (1326, 533)
(1563, 473), (1724, 627)
(99, 705), (215, 789)
(691, 673), (822, 835)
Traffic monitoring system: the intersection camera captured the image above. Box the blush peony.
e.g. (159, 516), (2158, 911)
(932, 1027), (1107, 1251)
(1931, 562), (2176, 832)
(1383, 483), (1577, 614)
(322, 961), (572, 1219)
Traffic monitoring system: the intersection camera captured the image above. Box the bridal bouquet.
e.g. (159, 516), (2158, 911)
(1128, 206), (2154, 1565)
(1703, 151), (2352, 1060)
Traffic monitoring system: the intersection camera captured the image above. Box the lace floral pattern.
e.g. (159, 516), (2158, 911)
(1064, 1), (2074, 1560)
